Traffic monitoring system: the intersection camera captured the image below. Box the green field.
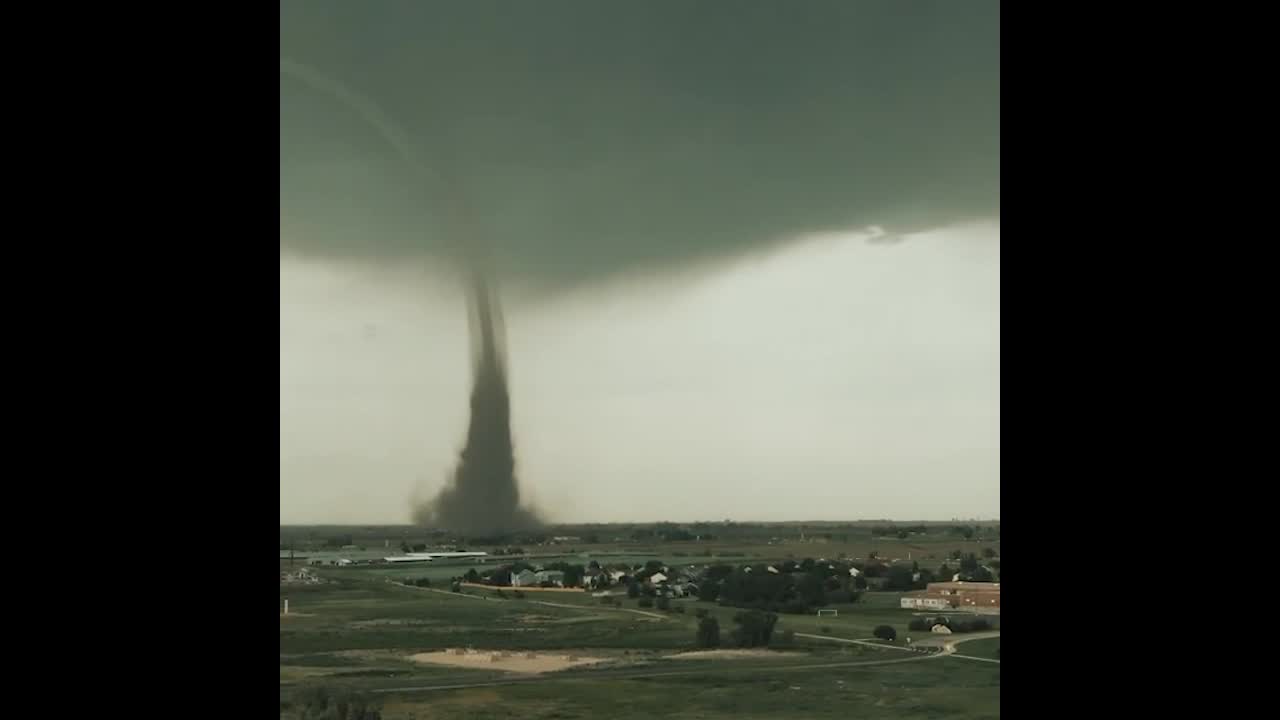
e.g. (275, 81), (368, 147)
(954, 637), (1000, 660)
(281, 550), (999, 719)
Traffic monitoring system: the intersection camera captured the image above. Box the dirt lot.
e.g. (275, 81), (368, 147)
(409, 650), (606, 674)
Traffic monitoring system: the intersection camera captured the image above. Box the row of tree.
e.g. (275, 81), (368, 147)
(700, 564), (862, 614)
(694, 610), (781, 649)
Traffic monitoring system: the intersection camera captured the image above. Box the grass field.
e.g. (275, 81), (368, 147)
(954, 637), (1000, 660)
(280, 525), (998, 712)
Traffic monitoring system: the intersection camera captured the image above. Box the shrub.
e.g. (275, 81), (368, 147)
(294, 685), (381, 720)
(696, 617), (721, 648)
(908, 618), (928, 632)
(873, 625), (897, 642)
(638, 596), (654, 608)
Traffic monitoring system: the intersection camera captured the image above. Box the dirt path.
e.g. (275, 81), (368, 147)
(390, 581), (669, 621)
(795, 630), (1000, 664)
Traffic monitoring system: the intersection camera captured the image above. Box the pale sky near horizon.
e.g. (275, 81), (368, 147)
(280, 221), (999, 524)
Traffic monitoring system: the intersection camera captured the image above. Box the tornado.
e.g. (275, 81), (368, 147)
(412, 274), (541, 535)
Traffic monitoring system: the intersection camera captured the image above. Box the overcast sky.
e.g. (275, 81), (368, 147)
(280, 1), (999, 524)
(281, 221), (998, 524)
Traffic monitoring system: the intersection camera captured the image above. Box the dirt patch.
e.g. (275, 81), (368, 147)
(666, 649), (805, 660)
(513, 613), (559, 624)
(409, 650), (606, 674)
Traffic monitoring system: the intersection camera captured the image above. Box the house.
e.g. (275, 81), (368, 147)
(670, 582), (699, 598)
(926, 581), (1000, 609)
(900, 581), (1000, 611)
(608, 570), (628, 583)
(900, 593), (952, 610)
(648, 572), (668, 585)
(511, 569), (537, 587)
(535, 570), (565, 586)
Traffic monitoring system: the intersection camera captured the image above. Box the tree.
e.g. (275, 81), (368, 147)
(562, 564), (585, 588)
(464, 568), (481, 583)
(885, 565), (915, 591)
(399, 541), (411, 553)
(982, 547), (997, 559)
(730, 610), (778, 648)
(795, 572), (827, 606)
(697, 582), (720, 603)
(638, 596), (654, 608)
(696, 617), (721, 648)
(968, 565), (995, 582)
(411, 543), (427, 553)
(897, 530), (909, 539)
(705, 564), (734, 582)
(627, 583), (641, 599)
(294, 685), (381, 720)
(873, 625), (897, 642)
(656, 596), (671, 611)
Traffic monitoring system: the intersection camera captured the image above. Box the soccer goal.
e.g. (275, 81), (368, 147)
(816, 609), (838, 617)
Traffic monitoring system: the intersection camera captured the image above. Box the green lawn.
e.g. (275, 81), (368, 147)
(954, 637), (1000, 660)
(284, 659), (1000, 720)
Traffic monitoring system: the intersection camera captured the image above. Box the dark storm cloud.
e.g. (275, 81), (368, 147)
(280, 0), (999, 287)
